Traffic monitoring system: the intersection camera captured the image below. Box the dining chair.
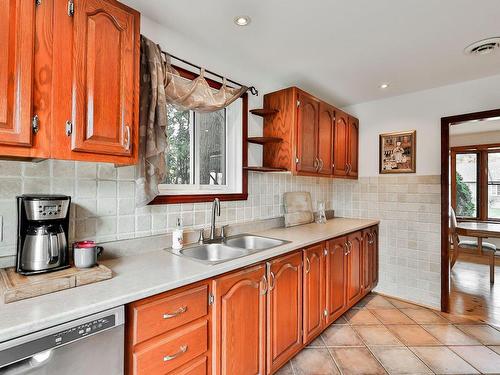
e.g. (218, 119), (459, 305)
(450, 208), (498, 283)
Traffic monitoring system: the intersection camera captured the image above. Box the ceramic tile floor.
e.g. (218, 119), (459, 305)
(276, 293), (500, 375)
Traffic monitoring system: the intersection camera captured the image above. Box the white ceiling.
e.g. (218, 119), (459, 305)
(123, 0), (500, 106)
(451, 118), (500, 135)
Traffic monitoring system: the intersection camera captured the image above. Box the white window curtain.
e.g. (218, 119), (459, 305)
(135, 36), (248, 207)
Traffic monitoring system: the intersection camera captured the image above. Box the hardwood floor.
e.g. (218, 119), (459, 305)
(450, 252), (500, 326)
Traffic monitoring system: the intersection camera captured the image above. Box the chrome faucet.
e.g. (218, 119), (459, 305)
(209, 198), (221, 241)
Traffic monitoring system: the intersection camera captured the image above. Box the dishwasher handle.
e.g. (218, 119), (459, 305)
(0, 350), (52, 374)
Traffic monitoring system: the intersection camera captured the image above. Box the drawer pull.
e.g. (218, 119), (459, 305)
(163, 306), (187, 319)
(163, 345), (188, 362)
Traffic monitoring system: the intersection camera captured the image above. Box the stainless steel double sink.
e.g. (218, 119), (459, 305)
(171, 234), (290, 264)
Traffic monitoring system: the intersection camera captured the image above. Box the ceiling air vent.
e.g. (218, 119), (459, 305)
(464, 37), (500, 56)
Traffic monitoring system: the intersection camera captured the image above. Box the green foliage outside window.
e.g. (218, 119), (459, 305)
(456, 172), (475, 217)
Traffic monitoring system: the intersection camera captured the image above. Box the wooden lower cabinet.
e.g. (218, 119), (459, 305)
(126, 226), (379, 375)
(212, 264), (267, 375)
(266, 252), (303, 374)
(325, 237), (348, 324)
(346, 231), (363, 305)
(302, 244), (325, 344)
(126, 281), (211, 375)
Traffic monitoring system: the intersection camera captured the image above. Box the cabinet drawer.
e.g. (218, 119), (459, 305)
(131, 284), (208, 344)
(133, 319), (208, 375)
(169, 355), (207, 375)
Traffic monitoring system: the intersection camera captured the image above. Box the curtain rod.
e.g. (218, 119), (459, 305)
(160, 50), (258, 96)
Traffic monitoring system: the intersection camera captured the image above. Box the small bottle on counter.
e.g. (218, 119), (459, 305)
(172, 218), (184, 250)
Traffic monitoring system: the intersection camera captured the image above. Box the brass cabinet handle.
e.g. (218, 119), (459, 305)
(163, 345), (188, 362)
(261, 275), (268, 295)
(305, 257), (311, 274)
(344, 242), (349, 256)
(163, 306), (187, 319)
(318, 159), (324, 171)
(124, 125), (131, 150)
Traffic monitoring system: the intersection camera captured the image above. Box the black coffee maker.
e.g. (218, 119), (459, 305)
(16, 195), (71, 275)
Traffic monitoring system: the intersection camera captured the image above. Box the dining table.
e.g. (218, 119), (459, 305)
(455, 221), (500, 283)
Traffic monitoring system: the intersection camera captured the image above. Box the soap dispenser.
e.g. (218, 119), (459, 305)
(172, 218), (184, 250)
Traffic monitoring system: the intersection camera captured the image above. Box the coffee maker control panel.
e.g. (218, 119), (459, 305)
(24, 199), (70, 221)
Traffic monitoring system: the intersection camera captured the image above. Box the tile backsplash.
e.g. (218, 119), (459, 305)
(0, 160), (333, 266)
(0, 160), (441, 308)
(333, 175), (441, 308)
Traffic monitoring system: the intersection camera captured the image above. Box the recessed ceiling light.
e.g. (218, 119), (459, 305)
(234, 16), (251, 26)
(380, 83), (389, 89)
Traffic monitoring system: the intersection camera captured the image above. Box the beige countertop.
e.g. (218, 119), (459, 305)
(0, 217), (378, 343)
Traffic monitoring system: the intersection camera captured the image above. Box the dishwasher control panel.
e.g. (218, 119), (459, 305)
(53, 315), (116, 346)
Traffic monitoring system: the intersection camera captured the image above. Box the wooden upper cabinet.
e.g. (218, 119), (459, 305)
(302, 243), (325, 344)
(267, 251), (303, 374)
(346, 231), (363, 305)
(347, 116), (359, 178)
(212, 264), (266, 375)
(317, 102), (334, 175)
(0, 0), (36, 150)
(333, 110), (348, 177)
(325, 236), (347, 324)
(296, 91), (319, 174)
(260, 87), (358, 179)
(71, 0), (138, 158)
(0, 0), (140, 163)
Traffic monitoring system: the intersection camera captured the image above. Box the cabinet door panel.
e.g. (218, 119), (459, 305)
(326, 237), (347, 324)
(317, 103), (334, 175)
(303, 244), (325, 343)
(347, 232), (363, 305)
(71, 0), (137, 157)
(267, 252), (303, 373)
(213, 265), (266, 375)
(296, 92), (319, 173)
(361, 229), (372, 292)
(348, 116), (359, 177)
(0, 0), (35, 147)
(333, 110), (348, 176)
(371, 227), (379, 287)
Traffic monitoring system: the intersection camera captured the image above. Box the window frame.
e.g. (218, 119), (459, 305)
(150, 66), (248, 205)
(451, 142), (500, 222)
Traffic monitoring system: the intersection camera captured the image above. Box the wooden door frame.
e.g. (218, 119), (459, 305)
(440, 108), (500, 312)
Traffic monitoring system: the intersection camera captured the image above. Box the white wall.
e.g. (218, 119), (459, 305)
(140, 16), (286, 168)
(344, 74), (500, 177)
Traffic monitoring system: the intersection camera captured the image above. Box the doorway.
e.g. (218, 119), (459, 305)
(441, 108), (500, 324)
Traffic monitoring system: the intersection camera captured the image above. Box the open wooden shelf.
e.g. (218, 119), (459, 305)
(249, 109), (279, 117)
(244, 166), (288, 173)
(247, 137), (283, 145)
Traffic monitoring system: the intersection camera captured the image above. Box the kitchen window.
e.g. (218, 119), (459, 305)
(151, 66), (248, 205)
(451, 146), (500, 221)
(159, 101), (242, 195)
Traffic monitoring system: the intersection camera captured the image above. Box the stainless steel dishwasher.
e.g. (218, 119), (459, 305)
(0, 306), (124, 375)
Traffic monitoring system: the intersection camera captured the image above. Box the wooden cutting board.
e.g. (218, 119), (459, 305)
(0, 265), (112, 304)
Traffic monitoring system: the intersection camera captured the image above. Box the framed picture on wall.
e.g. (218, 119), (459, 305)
(379, 130), (416, 173)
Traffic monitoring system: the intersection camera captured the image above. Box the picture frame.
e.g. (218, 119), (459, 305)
(379, 130), (416, 174)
